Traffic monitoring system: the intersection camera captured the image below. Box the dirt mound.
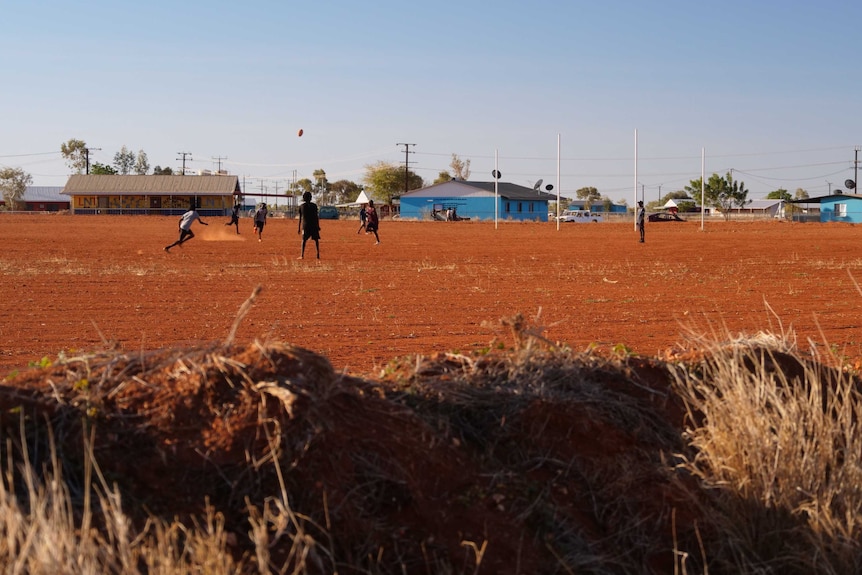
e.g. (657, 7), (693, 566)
(0, 325), (721, 573)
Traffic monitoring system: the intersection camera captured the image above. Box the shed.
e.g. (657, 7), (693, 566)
(62, 174), (242, 216)
(400, 180), (555, 221)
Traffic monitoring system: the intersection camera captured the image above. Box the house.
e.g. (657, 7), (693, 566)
(61, 174), (242, 216)
(727, 199), (785, 218)
(0, 186), (70, 211)
(790, 193), (862, 223)
(400, 180), (556, 222)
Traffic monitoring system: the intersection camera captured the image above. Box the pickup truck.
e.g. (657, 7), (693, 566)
(556, 210), (603, 223)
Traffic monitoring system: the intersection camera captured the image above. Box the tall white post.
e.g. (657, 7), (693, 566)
(634, 129), (638, 230)
(494, 149), (499, 229)
(556, 133), (561, 231)
(701, 147), (705, 231)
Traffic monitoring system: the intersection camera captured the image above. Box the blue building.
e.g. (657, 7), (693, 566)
(791, 193), (862, 223)
(400, 180), (556, 222)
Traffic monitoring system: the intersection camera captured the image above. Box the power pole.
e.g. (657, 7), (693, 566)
(84, 147), (101, 174)
(396, 143), (416, 199)
(177, 151), (193, 175)
(212, 155), (227, 173)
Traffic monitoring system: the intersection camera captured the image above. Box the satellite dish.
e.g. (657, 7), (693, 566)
(835, 189), (844, 195)
(845, 179), (856, 190)
(492, 170), (501, 179)
(545, 184), (554, 191)
(533, 179), (543, 191)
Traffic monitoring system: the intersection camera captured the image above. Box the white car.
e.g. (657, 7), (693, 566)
(556, 210), (603, 223)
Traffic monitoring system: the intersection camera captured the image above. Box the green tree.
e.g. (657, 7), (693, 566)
(766, 188), (791, 201)
(90, 162), (118, 175)
(433, 171), (452, 184)
(0, 167), (32, 210)
(364, 161), (423, 206)
(113, 145), (135, 175)
(575, 186), (601, 207)
(295, 178), (314, 196)
(60, 138), (88, 174)
(329, 179), (362, 205)
(685, 172), (750, 220)
(450, 154), (471, 180)
(134, 150), (150, 175)
(152, 165), (173, 175)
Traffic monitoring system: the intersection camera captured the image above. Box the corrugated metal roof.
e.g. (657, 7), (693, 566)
(62, 175), (240, 196)
(24, 186), (68, 202)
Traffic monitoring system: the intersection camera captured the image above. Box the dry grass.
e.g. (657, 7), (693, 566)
(2, 301), (862, 573)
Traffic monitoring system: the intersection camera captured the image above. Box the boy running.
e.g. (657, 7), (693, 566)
(165, 206), (208, 252)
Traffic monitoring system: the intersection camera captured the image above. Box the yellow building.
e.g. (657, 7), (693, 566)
(61, 174), (242, 215)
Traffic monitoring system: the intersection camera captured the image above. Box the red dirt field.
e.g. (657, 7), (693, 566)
(2, 214), (862, 374)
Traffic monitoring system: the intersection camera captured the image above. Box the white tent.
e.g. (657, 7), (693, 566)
(336, 190), (371, 208)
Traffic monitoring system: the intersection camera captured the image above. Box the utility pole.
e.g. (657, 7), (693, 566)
(177, 151), (193, 176)
(396, 143), (416, 199)
(273, 180), (281, 209)
(84, 147), (101, 175)
(855, 146), (860, 193)
(212, 155), (227, 173)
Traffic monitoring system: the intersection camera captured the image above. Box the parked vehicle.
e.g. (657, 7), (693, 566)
(318, 206), (339, 220)
(648, 212), (685, 222)
(557, 210), (603, 223)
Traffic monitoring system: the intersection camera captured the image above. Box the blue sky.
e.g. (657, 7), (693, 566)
(3, 0), (861, 203)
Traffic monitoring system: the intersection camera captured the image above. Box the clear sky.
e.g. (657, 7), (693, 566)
(3, 0), (862, 203)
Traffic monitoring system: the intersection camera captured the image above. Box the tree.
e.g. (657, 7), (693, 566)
(295, 178), (314, 196)
(152, 165), (173, 175)
(766, 189), (791, 201)
(364, 161), (423, 206)
(134, 150), (150, 175)
(90, 162), (118, 175)
(0, 167), (32, 210)
(60, 138), (88, 174)
(794, 188), (809, 200)
(450, 154), (471, 180)
(329, 179), (362, 205)
(433, 171), (452, 184)
(113, 145), (135, 175)
(685, 172), (749, 220)
(575, 186), (601, 206)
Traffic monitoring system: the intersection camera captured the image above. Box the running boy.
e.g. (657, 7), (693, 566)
(165, 205), (208, 252)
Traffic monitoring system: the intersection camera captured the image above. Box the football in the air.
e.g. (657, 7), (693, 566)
(297, 129), (304, 137)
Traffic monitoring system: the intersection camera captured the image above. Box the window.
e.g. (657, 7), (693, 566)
(836, 203), (847, 217)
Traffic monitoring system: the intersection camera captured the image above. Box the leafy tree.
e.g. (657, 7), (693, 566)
(134, 150), (150, 175)
(685, 172), (750, 220)
(329, 179), (362, 205)
(295, 178), (314, 196)
(450, 154), (471, 180)
(364, 161), (423, 206)
(90, 162), (118, 175)
(575, 186), (601, 206)
(794, 188), (809, 199)
(766, 189), (791, 201)
(113, 145), (135, 175)
(312, 169), (328, 193)
(0, 167), (32, 210)
(433, 171), (452, 184)
(152, 165), (173, 175)
(60, 138), (88, 174)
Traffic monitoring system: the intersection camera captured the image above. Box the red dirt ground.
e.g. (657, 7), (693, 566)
(2, 213), (861, 572)
(2, 214), (861, 375)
